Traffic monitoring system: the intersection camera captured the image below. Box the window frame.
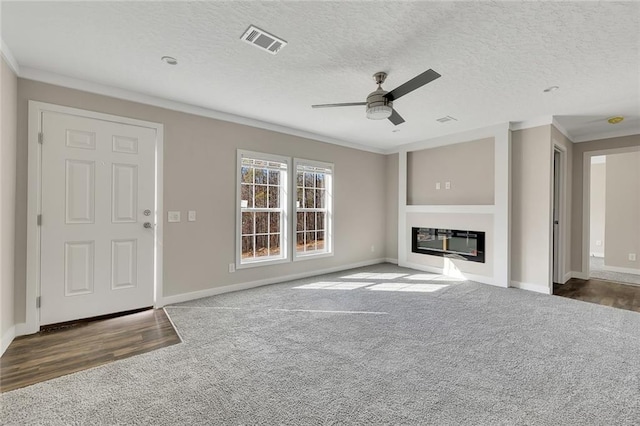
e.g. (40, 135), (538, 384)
(293, 158), (334, 261)
(236, 150), (291, 269)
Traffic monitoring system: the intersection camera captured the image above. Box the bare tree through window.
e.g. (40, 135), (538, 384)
(295, 161), (332, 257)
(239, 155), (288, 263)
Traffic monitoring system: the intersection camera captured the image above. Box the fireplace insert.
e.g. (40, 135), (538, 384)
(411, 227), (485, 263)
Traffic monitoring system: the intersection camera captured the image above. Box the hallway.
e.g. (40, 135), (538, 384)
(554, 277), (640, 313)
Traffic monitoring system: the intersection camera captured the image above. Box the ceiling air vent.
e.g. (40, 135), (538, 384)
(436, 115), (458, 123)
(240, 25), (287, 55)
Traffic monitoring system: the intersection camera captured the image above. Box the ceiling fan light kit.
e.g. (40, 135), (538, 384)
(312, 69), (441, 126)
(365, 72), (393, 119)
(366, 105), (393, 120)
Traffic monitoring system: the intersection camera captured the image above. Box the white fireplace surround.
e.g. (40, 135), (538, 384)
(397, 123), (511, 288)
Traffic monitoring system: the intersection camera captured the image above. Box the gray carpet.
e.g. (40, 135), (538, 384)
(2, 263), (640, 425)
(590, 256), (640, 286)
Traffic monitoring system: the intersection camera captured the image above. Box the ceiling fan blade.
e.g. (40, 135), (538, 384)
(388, 109), (405, 126)
(311, 102), (367, 109)
(384, 69), (441, 101)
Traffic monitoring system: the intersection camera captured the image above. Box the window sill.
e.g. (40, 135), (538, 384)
(293, 252), (334, 262)
(236, 257), (290, 270)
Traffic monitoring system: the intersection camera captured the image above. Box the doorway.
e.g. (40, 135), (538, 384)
(26, 102), (164, 332)
(587, 151), (640, 286)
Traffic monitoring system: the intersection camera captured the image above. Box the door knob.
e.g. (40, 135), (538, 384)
(144, 222), (153, 229)
(144, 209), (151, 216)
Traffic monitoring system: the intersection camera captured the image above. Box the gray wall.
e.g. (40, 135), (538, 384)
(590, 161), (606, 257)
(511, 125), (552, 287)
(604, 151), (640, 270)
(14, 79), (388, 324)
(571, 134), (640, 273)
(407, 138), (494, 205)
(1, 57), (18, 342)
(385, 153), (398, 261)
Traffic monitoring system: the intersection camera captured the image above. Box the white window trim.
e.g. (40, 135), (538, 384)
(293, 158), (334, 261)
(236, 150), (291, 269)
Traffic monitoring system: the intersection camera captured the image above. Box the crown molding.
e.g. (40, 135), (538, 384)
(572, 128), (640, 143)
(18, 66), (386, 154)
(551, 118), (574, 142)
(508, 115), (553, 131)
(385, 122), (509, 154)
(14, 65), (636, 153)
(1, 39), (21, 75)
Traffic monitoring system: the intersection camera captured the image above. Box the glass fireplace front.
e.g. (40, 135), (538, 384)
(411, 228), (485, 263)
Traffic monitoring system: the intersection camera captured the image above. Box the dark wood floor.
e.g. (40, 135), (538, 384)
(554, 278), (640, 313)
(0, 308), (181, 393)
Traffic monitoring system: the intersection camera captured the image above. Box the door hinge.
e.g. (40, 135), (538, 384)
(38, 132), (44, 144)
(37, 214), (42, 226)
(36, 296), (41, 308)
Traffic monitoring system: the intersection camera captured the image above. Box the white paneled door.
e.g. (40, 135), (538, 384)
(40, 111), (157, 325)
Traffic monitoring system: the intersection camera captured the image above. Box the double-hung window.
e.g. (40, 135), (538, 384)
(294, 159), (333, 259)
(237, 151), (289, 267)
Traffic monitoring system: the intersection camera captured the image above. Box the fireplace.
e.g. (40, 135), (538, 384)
(411, 227), (485, 263)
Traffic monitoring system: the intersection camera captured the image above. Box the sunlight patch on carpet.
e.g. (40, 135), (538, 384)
(367, 283), (450, 292)
(340, 272), (409, 280)
(294, 281), (373, 290)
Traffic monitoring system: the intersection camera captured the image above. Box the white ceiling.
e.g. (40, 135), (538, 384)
(2, 1), (639, 151)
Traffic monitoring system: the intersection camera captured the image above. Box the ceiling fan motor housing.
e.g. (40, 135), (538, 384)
(366, 88), (393, 120)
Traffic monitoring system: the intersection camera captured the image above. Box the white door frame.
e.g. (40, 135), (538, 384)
(25, 101), (164, 334)
(581, 145), (640, 281)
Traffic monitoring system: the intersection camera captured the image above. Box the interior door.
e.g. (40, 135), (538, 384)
(552, 149), (562, 284)
(40, 111), (156, 325)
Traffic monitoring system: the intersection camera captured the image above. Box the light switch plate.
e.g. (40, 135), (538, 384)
(168, 211), (181, 222)
(445, 181), (451, 190)
(630, 253), (637, 261)
(188, 210), (196, 222)
(435, 182), (441, 190)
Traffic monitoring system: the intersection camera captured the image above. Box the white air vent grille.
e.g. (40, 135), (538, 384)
(241, 25), (287, 55)
(436, 115), (458, 123)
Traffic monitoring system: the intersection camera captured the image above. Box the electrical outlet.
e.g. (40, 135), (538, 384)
(370, 245), (375, 253)
(188, 210), (196, 222)
(435, 182), (441, 190)
(445, 181), (451, 190)
(229, 263), (236, 273)
(629, 253), (637, 262)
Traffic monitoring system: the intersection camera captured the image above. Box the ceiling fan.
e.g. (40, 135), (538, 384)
(312, 69), (441, 125)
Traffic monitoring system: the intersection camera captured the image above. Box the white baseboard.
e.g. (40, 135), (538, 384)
(384, 258), (398, 264)
(159, 258), (388, 306)
(398, 260), (501, 287)
(15, 322), (34, 337)
(510, 280), (551, 295)
(571, 271), (589, 280)
(1, 325), (16, 356)
(562, 272), (572, 283)
(602, 265), (640, 276)
(590, 252), (604, 258)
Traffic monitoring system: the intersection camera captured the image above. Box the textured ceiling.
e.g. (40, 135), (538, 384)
(2, 1), (639, 150)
